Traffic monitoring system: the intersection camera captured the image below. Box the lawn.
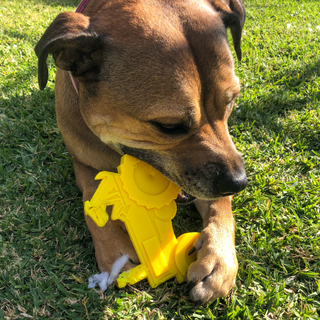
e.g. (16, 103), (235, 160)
(0, 0), (319, 319)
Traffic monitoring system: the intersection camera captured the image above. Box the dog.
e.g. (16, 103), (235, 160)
(35, 0), (246, 305)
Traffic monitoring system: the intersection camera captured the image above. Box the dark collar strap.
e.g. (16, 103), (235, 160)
(76, 0), (90, 13)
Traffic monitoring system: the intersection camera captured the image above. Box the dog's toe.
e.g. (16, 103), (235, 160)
(188, 267), (235, 304)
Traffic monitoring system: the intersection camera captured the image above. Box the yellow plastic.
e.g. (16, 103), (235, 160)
(84, 154), (200, 288)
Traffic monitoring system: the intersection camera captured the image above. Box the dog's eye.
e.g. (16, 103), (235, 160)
(151, 121), (189, 135)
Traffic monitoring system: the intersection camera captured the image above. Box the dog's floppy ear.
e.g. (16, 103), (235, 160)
(35, 12), (104, 90)
(209, 0), (246, 61)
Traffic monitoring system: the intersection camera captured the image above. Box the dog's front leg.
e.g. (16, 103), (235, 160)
(187, 196), (238, 304)
(72, 158), (139, 273)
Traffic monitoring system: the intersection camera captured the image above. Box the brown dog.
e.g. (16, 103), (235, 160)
(35, 0), (246, 304)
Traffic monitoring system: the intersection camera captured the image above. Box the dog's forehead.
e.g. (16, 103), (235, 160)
(87, 0), (238, 120)
(91, 0), (228, 52)
(91, 1), (182, 45)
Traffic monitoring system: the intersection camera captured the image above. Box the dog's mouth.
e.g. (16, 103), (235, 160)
(119, 146), (197, 204)
(176, 190), (196, 204)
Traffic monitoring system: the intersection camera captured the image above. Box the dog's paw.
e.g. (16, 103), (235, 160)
(186, 225), (238, 305)
(87, 216), (139, 274)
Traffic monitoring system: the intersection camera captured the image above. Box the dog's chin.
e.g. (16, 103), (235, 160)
(175, 190), (196, 204)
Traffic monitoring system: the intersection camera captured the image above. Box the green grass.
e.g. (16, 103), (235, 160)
(0, 0), (319, 318)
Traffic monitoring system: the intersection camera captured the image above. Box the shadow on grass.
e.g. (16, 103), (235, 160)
(3, 29), (29, 41)
(242, 58), (320, 112)
(36, 0), (80, 7)
(233, 58), (320, 152)
(0, 64), (97, 315)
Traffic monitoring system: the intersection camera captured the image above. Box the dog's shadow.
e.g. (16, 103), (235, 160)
(35, 0), (80, 8)
(231, 58), (320, 152)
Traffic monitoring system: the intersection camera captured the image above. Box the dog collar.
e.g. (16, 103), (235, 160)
(76, 0), (90, 13)
(70, 0), (91, 94)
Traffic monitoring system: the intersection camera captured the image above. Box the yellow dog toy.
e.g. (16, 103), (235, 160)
(84, 154), (199, 288)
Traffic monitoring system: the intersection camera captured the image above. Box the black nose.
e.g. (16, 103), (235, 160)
(218, 171), (247, 196)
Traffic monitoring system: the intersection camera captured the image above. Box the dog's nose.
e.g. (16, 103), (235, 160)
(218, 171), (247, 196)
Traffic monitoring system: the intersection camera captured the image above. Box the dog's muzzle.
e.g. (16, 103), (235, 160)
(176, 158), (248, 201)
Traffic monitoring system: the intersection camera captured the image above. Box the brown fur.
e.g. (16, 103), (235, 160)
(35, 0), (246, 304)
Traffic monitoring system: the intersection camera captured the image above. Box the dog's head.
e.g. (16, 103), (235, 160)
(35, 0), (247, 201)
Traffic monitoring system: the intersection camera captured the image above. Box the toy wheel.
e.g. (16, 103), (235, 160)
(175, 232), (200, 277)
